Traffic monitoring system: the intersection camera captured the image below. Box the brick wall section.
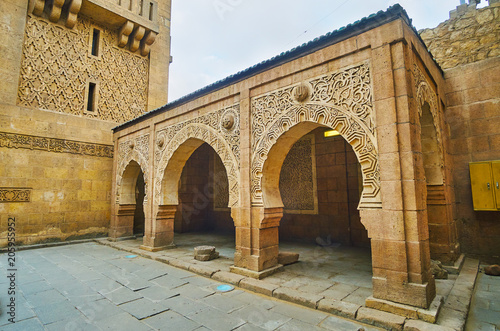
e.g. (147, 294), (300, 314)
(420, 2), (500, 70)
(280, 128), (369, 247)
(444, 57), (500, 258)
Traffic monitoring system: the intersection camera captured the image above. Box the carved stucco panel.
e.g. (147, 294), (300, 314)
(17, 15), (149, 123)
(251, 61), (380, 208)
(115, 134), (150, 204)
(154, 105), (240, 207)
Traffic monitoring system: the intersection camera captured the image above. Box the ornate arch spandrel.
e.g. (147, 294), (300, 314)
(115, 134), (150, 204)
(251, 61), (381, 208)
(154, 106), (240, 208)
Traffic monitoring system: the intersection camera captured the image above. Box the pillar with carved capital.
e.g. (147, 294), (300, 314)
(231, 206), (284, 279)
(109, 204), (135, 240)
(141, 204), (176, 251)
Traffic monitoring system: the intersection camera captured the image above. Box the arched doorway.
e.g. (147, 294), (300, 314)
(150, 130), (239, 252)
(279, 127), (369, 248)
(133, 171), (146, 236)
(113, 160), (146, 239)
(174, 143), (234, 237)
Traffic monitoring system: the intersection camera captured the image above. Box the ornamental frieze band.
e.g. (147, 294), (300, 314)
(0, 188), (32, 203)
(0, 132), (113, 158)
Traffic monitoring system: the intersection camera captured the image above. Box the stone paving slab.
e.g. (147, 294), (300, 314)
(94, 236), (482, 330)
(119, 297), (171, 319)
(3, 241), (484, 331)
(143, 310), (201, 330)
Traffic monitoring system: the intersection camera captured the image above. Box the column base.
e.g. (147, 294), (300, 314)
(365, 295), (444, 323)
(230, 264), (283, 280)
(140, 244), (176, 252)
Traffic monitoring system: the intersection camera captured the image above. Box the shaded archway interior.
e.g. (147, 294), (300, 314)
(174, 143), (234, 236)
(118, 160), (146, 237)
(279, 127), (369, 248)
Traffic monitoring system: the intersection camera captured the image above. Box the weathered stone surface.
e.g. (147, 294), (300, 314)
(211, 271), (245, 286)
(356, 307), (406, 331)
(188, 264), (220, 277)
(420, 3), (500, 69)
(278, 252), (299, 265)
(317, 298), (361, 319)
(273, 287), (324, 309)
(431, 260), (448, 279)
(403, 320), (455, 331)
(239, 278), (278, 296)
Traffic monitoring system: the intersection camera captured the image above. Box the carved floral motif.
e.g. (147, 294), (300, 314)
(0, 131), (113, 158)
(0, 188), (31, 203)
(251, 62), (380, 208)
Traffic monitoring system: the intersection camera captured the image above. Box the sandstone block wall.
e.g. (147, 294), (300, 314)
(0, 105), (115, 246)
(444, 57), (500, 258)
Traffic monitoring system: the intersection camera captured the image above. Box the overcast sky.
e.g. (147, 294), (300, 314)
(167, 0), (485, 101)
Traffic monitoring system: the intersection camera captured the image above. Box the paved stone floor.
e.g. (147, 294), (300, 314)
(0, 242), (383, 331)
(465, 265), (500, 331)
(114, 233), (457, 306)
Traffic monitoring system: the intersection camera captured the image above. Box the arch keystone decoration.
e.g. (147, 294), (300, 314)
(251, 62), (381, 208)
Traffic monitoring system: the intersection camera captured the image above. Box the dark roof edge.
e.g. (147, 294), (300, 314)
(114, 4), (417, 133)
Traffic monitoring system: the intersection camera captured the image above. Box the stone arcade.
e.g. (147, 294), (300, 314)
(112, 5), (451, 309)
(1, 0), (500, 322)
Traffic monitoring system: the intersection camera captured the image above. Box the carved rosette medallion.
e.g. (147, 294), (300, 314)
(293, 83), (310, 102)
(154, 105), (241, 207)
(115, 134), (150, 204)
(250, 62), (381, 208)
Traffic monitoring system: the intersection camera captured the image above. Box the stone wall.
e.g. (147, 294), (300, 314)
(420, 2), (500, 70)
(0, 105), (115, 246)
(419, 1), (500, 260)
(444, 57), (500, 259)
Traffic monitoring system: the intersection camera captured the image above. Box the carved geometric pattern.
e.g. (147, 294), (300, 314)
(154, 105), (240, 207)
(17, 15), (149, 123)
(0, 188), (32, 203)
(0, 131), (113, 158)
(251, 62), (380, 208)
(115, 134), (150, 204)
(280, 135), (315, 211)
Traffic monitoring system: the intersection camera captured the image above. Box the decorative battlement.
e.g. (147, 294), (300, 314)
(28, 0), (159, 56)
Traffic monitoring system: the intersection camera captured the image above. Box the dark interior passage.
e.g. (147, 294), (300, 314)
(175, 143), (233, 235)
(279, 127), (369, 248)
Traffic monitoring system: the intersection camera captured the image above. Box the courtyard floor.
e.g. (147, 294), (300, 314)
(0, 242), (383, 331)
(1, 233), (497, 330)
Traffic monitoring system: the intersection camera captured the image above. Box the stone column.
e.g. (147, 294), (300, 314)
(141, 204), (176, 251)
(231, 207), (283, 279)
(365, 41), (436, 309)
(109, 204), (135, 240)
